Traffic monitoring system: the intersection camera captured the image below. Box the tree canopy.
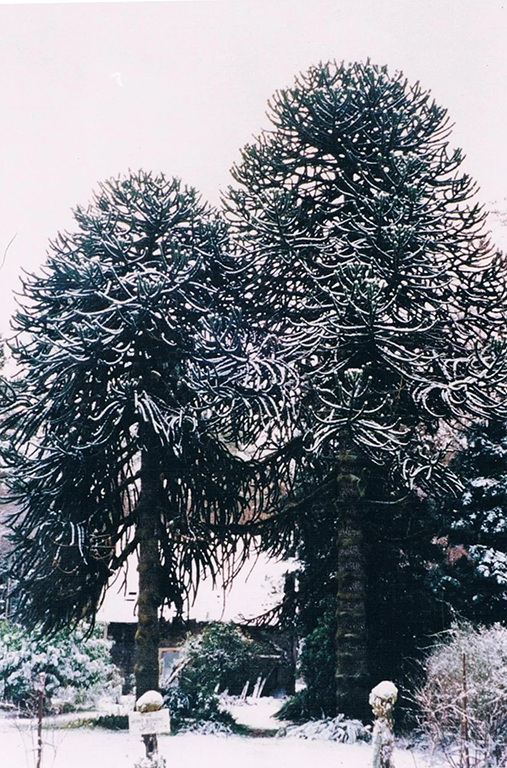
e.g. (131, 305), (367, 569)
(227, 60), (507, 481)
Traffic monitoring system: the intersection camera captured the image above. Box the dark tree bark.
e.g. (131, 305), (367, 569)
(134, 444), (163, 698)
(334, 451), (369, 719)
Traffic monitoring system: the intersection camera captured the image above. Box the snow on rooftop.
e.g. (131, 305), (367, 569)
(96, 549), (296, 625)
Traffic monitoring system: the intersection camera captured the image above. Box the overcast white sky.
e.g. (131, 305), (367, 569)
(1, 0), (507, 336)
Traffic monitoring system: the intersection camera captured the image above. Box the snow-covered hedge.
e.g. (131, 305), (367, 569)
(0, 621), (121, 713)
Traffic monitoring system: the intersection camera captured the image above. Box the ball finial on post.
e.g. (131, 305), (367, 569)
(369, 680), (398, 768)
(133, 690), (167, 768)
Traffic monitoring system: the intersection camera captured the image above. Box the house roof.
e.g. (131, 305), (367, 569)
(96, 549), (296, 625)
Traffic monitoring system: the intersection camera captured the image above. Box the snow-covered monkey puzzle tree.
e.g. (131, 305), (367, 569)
(0, 171), (283, 698)
(226, 61), (507, 718)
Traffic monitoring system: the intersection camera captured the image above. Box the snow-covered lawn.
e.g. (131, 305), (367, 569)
(0, 698), (443, 768)
(0, 723), (441, 768)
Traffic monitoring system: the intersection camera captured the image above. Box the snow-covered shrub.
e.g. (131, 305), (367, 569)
(415, 623), (507, 767)
(0, 621), (121, 713)
(161, 622), (264, 731)
(162, 678), (237, 733)
(179, 622), (264, 695)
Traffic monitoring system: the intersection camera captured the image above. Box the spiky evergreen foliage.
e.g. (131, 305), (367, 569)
(227, 60), (507, 465)
(0, 171), (288, 696)
(436, 419), (507, 624)
(226, 60), (507, 717)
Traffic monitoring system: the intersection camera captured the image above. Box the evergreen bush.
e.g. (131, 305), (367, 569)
(276, 603), (336, 721)
(434, 420), (507, 624)
(161, 622), (265, 731)
(180, 622), (262, 695)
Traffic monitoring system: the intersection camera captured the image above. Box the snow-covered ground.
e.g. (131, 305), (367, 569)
(222, 694), (289, 730)
(0, 698), (443, 768)
(0, 722), (441, 768)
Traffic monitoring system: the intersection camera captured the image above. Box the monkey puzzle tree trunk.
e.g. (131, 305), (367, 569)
(335, 451), (370, 720)
(134, 443), (162, 698)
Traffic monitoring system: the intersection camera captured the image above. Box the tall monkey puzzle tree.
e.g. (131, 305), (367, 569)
(226, 61), (507, 717)
(0, 171), (287, 698)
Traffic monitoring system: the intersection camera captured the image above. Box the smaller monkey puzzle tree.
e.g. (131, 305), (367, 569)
(0, 171), (286, 698)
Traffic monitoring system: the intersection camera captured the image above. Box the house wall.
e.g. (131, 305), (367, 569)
(107, 618), (296, 697)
